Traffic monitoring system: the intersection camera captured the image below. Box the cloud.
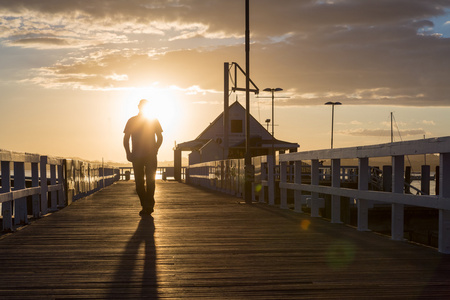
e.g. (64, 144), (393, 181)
(1, 0), (450, 106)
(339, 128), (426, 137)
(421, 120), (436, 125)
(10, 37), (74, 48)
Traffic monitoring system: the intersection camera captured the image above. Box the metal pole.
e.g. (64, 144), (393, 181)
(325, 101), (341, 149)
(271, 90), (274, 137)
(331, 104), (335, 149)
(391, 112), (393, 143)
(244, 0), (252, 203)
(224, 62), (229, 160)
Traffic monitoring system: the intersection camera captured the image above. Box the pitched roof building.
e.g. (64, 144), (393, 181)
(175, 101), (299, 165)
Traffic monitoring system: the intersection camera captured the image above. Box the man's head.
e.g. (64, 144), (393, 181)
(138, 99), (149, 111)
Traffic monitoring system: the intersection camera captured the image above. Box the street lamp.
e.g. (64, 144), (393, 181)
(324, 101), (342, 149)
(265, 119), (271, 132)
(263, 88), (283, 137)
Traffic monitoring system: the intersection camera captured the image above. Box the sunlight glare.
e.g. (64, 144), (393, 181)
(125, 87), (179, 132)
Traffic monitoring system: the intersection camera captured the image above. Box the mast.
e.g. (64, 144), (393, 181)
(391, 112), (393, 143)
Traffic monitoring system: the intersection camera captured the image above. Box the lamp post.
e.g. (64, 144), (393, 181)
(324, 101), (342, 149)
(265, 119), (271, 131)
(263, 88), (283, 137)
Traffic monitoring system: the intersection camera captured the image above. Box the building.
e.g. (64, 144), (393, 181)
(174, 100), (299, 166)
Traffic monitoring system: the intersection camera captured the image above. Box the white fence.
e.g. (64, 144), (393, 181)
(0, 150), (120, 232)
(277, 136), (450, 253)
(185, 136), (450, 254)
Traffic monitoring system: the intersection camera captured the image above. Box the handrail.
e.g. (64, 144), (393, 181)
(0, 149), (120, 232)
(184, 136), (450, 254)
(277, 136), (450, 253)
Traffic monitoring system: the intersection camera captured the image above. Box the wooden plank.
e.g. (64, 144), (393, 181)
(0, 181), (449, 299)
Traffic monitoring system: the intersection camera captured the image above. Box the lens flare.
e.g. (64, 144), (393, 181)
(326, 240), (356, 271)
(300, 219), (311, 230)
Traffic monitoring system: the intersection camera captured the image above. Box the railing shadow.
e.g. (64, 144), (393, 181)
(108, 216), (157, 299)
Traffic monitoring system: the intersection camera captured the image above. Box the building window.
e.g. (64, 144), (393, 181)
(231, 120), (243, 133)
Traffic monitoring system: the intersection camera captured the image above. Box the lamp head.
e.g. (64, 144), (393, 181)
(263, 87), (283, 92)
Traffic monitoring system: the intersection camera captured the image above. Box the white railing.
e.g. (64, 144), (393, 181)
(277, 136), (450, 253)
(0, 150), (120, 232)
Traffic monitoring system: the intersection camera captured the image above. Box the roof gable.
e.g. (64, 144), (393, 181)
(196, 101), (273, 141)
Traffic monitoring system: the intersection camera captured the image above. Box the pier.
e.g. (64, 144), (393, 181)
(1, 136), (450, 298)
(1, 181), (450, 299)
(185, 136), (450, 253)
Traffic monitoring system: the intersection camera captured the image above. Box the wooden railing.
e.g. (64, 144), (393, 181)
(0, 150), (120, 232)
(185, 136), (450, 254)
(276, 136), (450, 253)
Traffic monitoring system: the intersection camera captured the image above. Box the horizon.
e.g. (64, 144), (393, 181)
(1, 1), (450, 163)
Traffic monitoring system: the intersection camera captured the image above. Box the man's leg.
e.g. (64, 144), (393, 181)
(144, 157), (158, 212)
(132, 160), (146, 208)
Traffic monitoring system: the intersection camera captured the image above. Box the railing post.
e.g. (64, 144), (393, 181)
(392, 155), (404, 241)
(421, 165), (430, 195)
(99, 165), (104, 189)
(1, 161), (12, 231)
(259, 161), (266, 203)
(294, 160), (303, 212)
(331, 158), (341, 223)
(268, 155), (275, 205)
(13, 161), (27, 225)
(439, 152), (450, 253)
(40, 156), (48, 215)
(174, 149), (182, 182)
(50, 164), (57, 211)
(31, 161), (40, 218)
(357, 157), (369, 231)
(58, 163), (66, 207)
(383, 165), (392, 192)
(311, 159), (320, 217)
(280, 161), (288, 209)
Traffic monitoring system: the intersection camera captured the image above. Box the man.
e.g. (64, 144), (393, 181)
(123, 99), (163, 216)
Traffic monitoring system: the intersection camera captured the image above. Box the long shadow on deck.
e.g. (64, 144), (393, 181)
(108, 216), (157, 299)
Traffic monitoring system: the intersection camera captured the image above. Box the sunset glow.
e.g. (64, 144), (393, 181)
(1, 1), (450, 163)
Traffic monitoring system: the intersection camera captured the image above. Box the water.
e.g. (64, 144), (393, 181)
(410, 180), (436, 195)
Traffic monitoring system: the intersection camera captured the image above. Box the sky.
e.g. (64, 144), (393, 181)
(1, 0), (450, 163)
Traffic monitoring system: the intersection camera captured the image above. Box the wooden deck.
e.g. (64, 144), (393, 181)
(1, 181), (450, 299)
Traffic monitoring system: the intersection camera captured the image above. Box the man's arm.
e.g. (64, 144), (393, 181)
(155, 131), (163, 154)
(123, 132), (133, 162)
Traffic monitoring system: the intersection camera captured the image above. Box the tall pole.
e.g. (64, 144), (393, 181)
(271, 90), (275, 137)
(391, 112), (394, 143)
(262, 87), (283, 137)
(325, 101), (342, 149)
(224, 62), (229, 160)
(331, 104), (335, 149)
(244, 0), (252, 203)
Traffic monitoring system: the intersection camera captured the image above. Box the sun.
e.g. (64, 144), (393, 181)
(124, 87), (179, 132)
(145, 90), (178, 131)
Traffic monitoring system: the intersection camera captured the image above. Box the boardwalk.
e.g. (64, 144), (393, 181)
(1, 181), (450, 299)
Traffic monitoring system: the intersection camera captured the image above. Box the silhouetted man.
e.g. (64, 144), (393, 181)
(123, 99), (163, 216)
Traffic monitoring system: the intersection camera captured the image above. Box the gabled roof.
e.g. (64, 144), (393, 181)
(195, 100), (273, 141)
(176, 100), (299, 152)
